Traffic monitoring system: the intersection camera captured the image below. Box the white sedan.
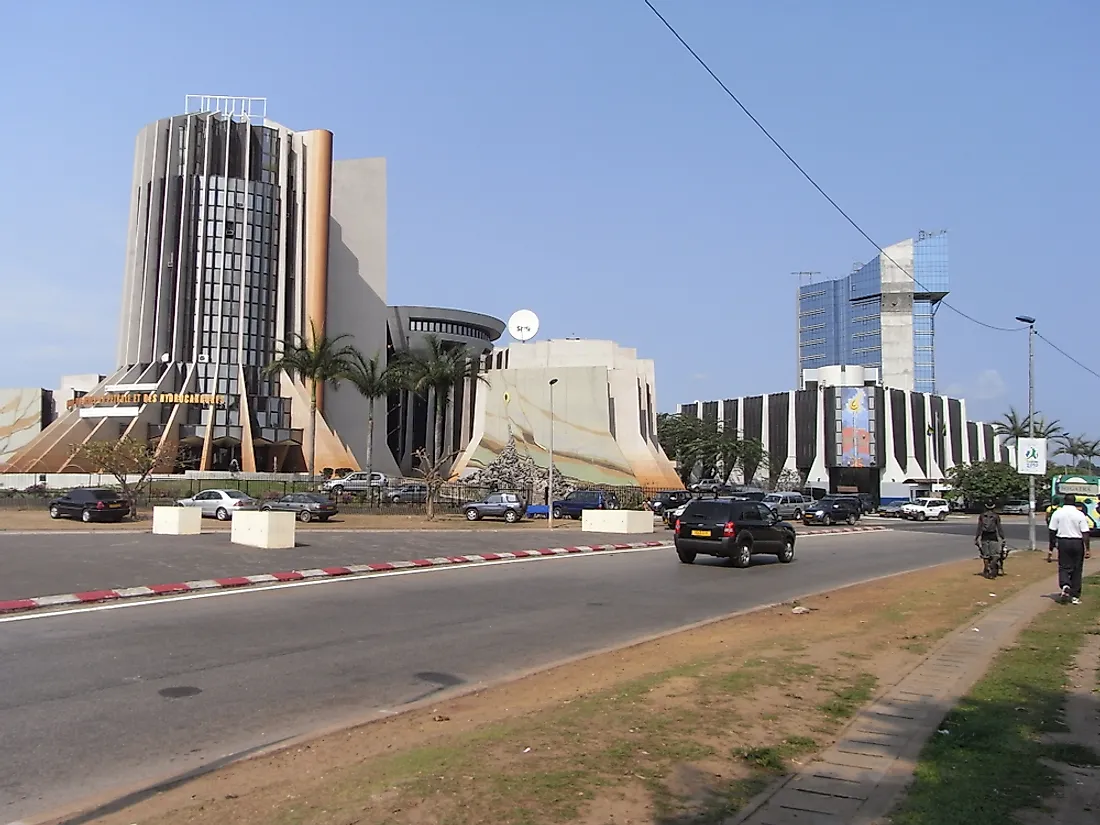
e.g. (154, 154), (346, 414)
(176, 489), (259, 520)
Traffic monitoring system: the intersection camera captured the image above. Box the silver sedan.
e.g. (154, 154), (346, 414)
(176, 489), (258, 520)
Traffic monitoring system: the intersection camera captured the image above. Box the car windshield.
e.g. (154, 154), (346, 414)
(225, 490), (251, 499)
(683, 501), (731, 520)
(914, 499), (932, 505)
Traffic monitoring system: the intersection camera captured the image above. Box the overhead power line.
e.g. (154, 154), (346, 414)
(643, 0), (1100, 383)
(641, 0), (1020, 333)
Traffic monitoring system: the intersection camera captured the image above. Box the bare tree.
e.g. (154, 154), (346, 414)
(412, 447), (458, 521)
(69, 437), (177, 520)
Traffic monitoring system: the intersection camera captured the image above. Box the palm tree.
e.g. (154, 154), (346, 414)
(1083, 439), (1100, 474)
(343, 351), (403, 484)
(264, 321), (358, 478)
(993, 407), (1030, 444)
(1029, 416), (1065, 441)
(399, 335), (487, 464)
(1057, 434), (1092, 472)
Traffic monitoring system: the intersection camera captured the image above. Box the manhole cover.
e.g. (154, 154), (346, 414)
(159, 686), (203, 699)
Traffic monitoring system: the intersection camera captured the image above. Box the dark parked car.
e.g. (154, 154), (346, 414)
(261, 493), (338, 522)
(48, 488), (131, 523)
(803, 497), (862, 526)
(878, 501), (905, 518)
(674, 498), (796, 568)
(551, 490), (619, 520)
(649, 490), (692, 515)
(463, 492), (526, 523)
(385, 483), (429, 504)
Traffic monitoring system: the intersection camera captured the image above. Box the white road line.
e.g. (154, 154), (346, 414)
(0, 545), (671, 625)
(0, 529), (885, 626)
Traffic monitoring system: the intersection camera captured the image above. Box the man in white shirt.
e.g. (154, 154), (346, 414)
(1048, 494), (1091, 604)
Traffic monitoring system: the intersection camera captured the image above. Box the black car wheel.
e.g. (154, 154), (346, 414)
(215, 507), (230, 521)
(793, 509), (802, 520)
(465, 508), (480, 521)
(81, 509), (92, 523)
(778, 538), (795, 563)
(298, 509), (313, 523)
(552, 506), (563, 520)
(846, 514), (857, 526)
(391, 496), (402, 504)
(824, 514), (835, 526)
(504, 509), (519, 524)
(49, 505), (61, 519)
(331, 485), (344, 495)
(676, 547), (696, 564)
(732, 541), (753, 568)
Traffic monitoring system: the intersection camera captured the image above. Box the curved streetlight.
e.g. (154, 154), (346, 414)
(548, 378), (559, 529)
(1015, 315), (1037, 551)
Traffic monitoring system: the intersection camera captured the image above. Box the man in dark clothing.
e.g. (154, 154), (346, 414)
(975, 502), (1006, 579)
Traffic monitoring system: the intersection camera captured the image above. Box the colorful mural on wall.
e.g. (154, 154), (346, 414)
(839, 387), (873, 467)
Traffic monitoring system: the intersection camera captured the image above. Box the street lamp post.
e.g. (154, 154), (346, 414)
(548, 378), (558, 529)
(1016, 315), (1037, 551)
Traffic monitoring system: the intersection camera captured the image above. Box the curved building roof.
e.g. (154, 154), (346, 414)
(388, 306), (505, 355)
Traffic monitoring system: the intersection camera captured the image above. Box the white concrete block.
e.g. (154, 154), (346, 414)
(152, 506), (203, 536)
(581, 509), (655, 534)
(230, 510), (297, 549)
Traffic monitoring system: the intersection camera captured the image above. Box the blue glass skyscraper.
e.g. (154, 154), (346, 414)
(797, 231), (949, 393)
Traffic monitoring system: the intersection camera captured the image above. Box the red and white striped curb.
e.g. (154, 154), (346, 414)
(0, 527), (888, 615)
(0, 541), (667, 615)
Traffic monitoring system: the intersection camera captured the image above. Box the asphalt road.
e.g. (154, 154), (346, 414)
(0, 525), (986, 824)
(0, 528), (653, 601)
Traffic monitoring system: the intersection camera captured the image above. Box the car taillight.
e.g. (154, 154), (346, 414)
(723, 521), (736, 538)
(674, 520), (681, 535)
(96, 501), (105, 510)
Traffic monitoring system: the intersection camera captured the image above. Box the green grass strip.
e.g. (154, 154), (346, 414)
(889, 574), (1100, 825)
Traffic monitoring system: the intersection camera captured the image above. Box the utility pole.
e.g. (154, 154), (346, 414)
(548, 378), (558, 529)
(1016, 315), (1037, 551)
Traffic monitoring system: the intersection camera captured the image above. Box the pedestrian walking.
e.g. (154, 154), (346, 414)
(1048, 494), (1091, 604)
(974, 502), (1005, 579)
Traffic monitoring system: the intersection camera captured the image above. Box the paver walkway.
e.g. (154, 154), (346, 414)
(731, 555), (1100, 825)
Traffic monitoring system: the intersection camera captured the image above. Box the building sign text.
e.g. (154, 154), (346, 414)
(67, 392), (227, 411)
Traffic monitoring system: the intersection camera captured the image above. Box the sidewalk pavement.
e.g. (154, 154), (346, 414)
(730, 554), (1100, 825)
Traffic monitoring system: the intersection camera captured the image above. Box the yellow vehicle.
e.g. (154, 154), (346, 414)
(1047, 475), (1100, 534)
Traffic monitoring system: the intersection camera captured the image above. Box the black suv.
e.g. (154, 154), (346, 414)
(803, 497), (862, 526)
(674, 498), (796, 568)
(648, 490), (692, 515)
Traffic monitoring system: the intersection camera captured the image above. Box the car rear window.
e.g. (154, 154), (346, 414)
(683, 500), (733, 521)
(226, 490), (250, 499)
(89, 490), (122, 501)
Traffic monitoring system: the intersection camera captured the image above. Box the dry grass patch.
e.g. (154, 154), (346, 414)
(86, 554), (1054, 825)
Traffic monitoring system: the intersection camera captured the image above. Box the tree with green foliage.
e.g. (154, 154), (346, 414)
(945, 461), (1028, 508)
(397, 334), (487, 465)
(264, 321), (359, 478)
(68, 437), (179, 519)
(656, 413), (707, 483)
(343, 351), (404, 485)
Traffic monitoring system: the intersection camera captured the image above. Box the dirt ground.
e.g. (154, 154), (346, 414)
(0, 509), (597, 532)
(72, 553), (1057, 825)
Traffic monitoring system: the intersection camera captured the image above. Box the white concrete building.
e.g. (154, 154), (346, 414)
(453, 340), (681, 489)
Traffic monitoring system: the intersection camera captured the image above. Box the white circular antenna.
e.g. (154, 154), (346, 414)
(507, 309), (540, 343)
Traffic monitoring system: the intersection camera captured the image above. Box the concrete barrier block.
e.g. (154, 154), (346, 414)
(231, 510), (297, 549)
(152, 506), (203, 536)
(581, 509), (655, 534)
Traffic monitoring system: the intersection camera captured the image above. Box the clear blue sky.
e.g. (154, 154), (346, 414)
(1, 1), (1097, 434)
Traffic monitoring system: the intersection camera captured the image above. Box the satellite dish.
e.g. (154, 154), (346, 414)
(507, 309), (540, 343)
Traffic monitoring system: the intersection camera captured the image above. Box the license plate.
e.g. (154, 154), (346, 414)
(691, 529), (710, 537)
(109, 503), (122, 508)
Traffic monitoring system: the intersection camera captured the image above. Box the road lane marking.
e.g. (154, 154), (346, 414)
(0, 529), (888, 626)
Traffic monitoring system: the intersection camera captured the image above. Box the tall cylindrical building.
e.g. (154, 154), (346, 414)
(108, 108), (347, 469)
